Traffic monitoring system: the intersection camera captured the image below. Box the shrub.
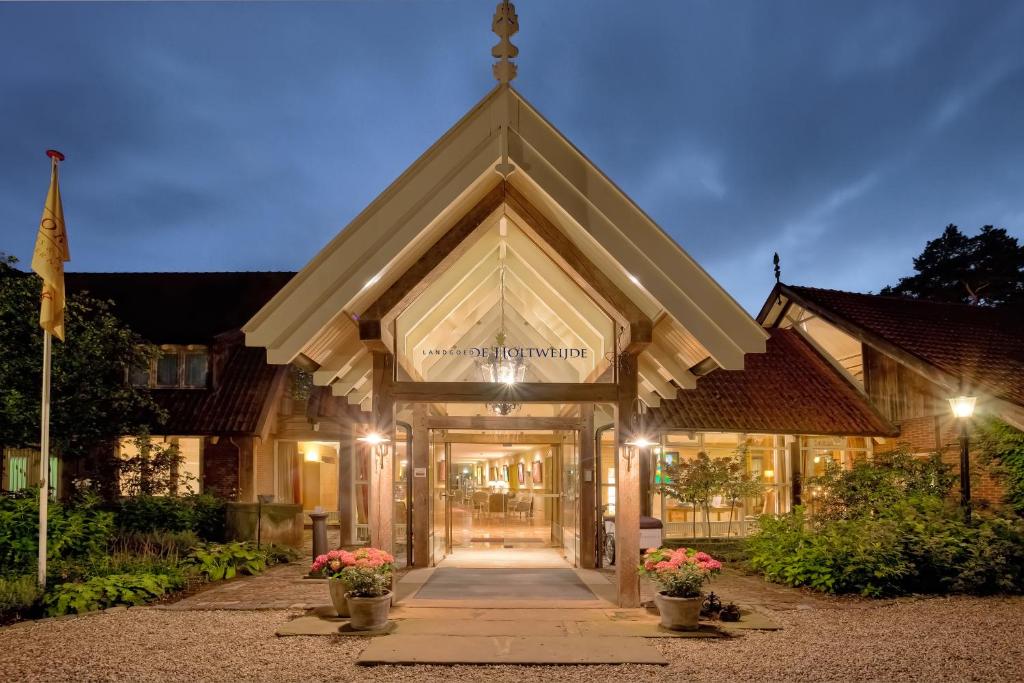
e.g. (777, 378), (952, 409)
(114, 494), (225, 541)
(0, 575), (43, 623)
(339, 548), (395, 598)
(747, 508), (912, 596)
(44, 572), (184, 616)
(0, 490), (114, 578)
(184, 541), (268, 581)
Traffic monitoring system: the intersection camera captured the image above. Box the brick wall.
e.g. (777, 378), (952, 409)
(878, 414), (1005, 507)
(203, 438), (240, 500)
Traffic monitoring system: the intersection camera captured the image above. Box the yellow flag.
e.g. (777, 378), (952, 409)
(31, 154), (70, 341)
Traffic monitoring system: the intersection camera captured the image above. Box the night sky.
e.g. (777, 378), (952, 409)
(1, 1), (1022, 314)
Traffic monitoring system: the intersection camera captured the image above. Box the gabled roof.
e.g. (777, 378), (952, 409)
(243, 85), (767, 404)
(647, 328), (897, 436)
(66, 271), (296, 344)
(763, 285), (1024, 409)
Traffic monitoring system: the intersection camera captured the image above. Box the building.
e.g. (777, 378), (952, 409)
(4, 1), (1019, 607)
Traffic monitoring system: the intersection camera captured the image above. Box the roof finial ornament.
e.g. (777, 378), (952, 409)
(492, 0), (519, 85)
(773, 252), (782, 304)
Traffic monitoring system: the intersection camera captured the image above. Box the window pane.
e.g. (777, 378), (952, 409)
(177, 438), (202, 493)
(129, 363), (151, 387)
(156, 352), (179, 386)
(184, 352), (208, 387)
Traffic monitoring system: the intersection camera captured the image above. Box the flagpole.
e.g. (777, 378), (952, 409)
(38, 328), (52, 587)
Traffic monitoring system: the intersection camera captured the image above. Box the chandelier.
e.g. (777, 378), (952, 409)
(478, 257), (526, 415)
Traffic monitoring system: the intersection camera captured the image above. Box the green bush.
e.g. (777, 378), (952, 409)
(0, 490), (114, 578)
(44, 572), (184, 616)
(0, 575), (43, 623)
(114, 494), (225, 541)
(747, 508), (911, 596)
(184, 541), (268, 581)
(747, 448), (1024, 597)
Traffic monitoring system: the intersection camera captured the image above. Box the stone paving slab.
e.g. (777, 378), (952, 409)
(388, 606), (630, 621)
(717, 608), (782, 631)
(276, 615), (397, 637)
(576, 620), (727, 638)
(357, 635), (668, 665)
(394, 619), (575, 636)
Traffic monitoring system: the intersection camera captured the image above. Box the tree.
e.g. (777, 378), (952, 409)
(0, 254), (165, 497)
(880, 224), (1024, 309)
(721, 447), (764, 536)
(661, 452), (729, 538)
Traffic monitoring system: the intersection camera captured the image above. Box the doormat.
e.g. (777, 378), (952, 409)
(413, 568), (597, 601)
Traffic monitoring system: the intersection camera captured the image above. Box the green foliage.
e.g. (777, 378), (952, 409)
(339, 566), (391, 598)
(114, 494), (225, 541)
(0, 257), (165, 495)
(748, 450), (1024, 597)
(0, 490), (114, 579)
(117, 435), (191, 497)
(661, 450), (762, 537)
(43, 572), (184, 616)
(880, 224), (1024, 309)
(748, 508), (911, 597)
(0, 575), (44, 623)
(184, 541), (267, 581)
(808, 447), (955, 521)
(976, 417), (1024, 516)
(263, 543), (300, 565)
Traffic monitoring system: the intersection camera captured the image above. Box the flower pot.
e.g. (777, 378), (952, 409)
(653, 592), (702, 631)
(346, 591), (392, 631)
(328, 579), (351, 618)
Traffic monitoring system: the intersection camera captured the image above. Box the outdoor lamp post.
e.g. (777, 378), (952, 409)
(948, 394), (977, 522)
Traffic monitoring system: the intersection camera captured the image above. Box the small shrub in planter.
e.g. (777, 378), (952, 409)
(639, 547), (722, 630)
(311, 549), (358, 616)
(340, 548), (395, 631)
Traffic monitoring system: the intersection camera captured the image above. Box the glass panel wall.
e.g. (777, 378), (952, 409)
(653, 431), (785, 539)
(393, 425), (410, 566)
(800, 435), (871, 515)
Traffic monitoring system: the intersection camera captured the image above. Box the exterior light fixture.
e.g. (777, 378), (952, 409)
(947, 395), (977, 419)
(948, 391), (977, 522)
(357, 431), (391, 469)
(622, 397), (654, 472)
(303, 447), (320, 463)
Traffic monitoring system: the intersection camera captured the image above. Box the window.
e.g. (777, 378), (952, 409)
(132, 346), (209, 388)
(156, 351), (180, 387)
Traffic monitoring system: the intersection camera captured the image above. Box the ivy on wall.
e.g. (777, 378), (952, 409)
(977, 417), (1024, 516)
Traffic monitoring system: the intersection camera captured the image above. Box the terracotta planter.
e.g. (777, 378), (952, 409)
(346, 591), (392, 631)
(653, 592), (702, 631)
(328, 579), (351, 618)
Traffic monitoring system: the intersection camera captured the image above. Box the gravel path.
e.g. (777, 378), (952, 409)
(2, 596), (1022, 682)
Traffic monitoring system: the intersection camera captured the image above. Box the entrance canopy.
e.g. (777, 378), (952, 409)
(244, 85), (767, 410)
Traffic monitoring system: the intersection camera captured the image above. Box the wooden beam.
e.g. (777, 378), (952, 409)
(579, 405), (597, 569)
(368, 352), (395, 553)
(358, 182), (506, 342)
(411, 404), (430, 567)
(390, 381), (618, 404)
(615, 353), (641, 608)
(426, 415), (583, 431)
(505, 183), (645, 328)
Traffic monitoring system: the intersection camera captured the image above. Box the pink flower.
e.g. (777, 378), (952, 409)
(695, 551), (711, 562)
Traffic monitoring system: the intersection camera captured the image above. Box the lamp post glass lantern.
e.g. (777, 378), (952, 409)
(947, 394), (976, 521)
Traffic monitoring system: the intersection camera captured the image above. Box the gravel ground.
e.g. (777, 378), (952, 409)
(2, 596), (1023, 682)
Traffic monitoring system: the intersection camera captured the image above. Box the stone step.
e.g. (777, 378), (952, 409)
(356, 635), (668, 665)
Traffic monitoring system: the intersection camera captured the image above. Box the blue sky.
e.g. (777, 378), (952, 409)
(1, 1), (1022, 314)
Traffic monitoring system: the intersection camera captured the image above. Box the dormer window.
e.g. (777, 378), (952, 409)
(132, 345), (209, 388)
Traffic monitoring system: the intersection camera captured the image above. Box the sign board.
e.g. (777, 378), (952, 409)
(414, 467), (427, 478)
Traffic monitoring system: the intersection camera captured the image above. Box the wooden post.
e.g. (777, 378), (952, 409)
(411, 403), (431, 567)
(368, 351), (395, 553)
(337, 427), (354, 545)
(615, 353), (641, 608)
(579, 405), (597, 569)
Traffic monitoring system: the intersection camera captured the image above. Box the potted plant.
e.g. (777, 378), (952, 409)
(340, 547), (395, 631)
(639, 546), (722, 631)
(311, 549), (356, 617)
